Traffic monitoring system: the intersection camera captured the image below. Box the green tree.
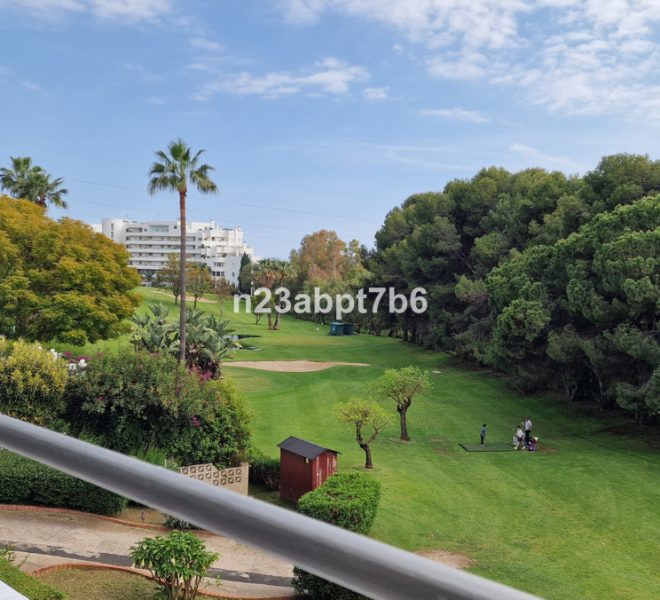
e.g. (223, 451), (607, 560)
(188, 263), (212, 308)
(148, 139), (219, 362)
(0, 197), (139, 344)
(130, 530), (218, 600)
(253, 258), (290, 330)
(337, 398), (390, 468)
(238, 253), (253, 294)
(157, 254), (182, 303)
(372, 366), (430, 441)
(1, 156), (68, 209)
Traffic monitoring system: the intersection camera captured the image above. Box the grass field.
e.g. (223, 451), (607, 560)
(39, 569), (156, 600)
(61, 288), (660, 599)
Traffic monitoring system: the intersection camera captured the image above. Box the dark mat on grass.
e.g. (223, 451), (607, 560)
(459, 443), (513, 452)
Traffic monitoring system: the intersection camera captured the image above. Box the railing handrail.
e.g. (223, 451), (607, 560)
(0, 414), (541, 600)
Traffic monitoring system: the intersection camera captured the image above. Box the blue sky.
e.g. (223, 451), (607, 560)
(2, 0), (660, 258)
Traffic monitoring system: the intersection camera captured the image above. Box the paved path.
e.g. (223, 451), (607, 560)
(0, 509), (294, 598)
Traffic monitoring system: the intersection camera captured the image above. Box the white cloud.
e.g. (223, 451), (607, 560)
(190, 37), (223, 51)
(20, 80), (42, 92)
(195, 57), (369, 100)
(122, 63), (165, 82)
(277, 0), (660, 119)
(510, 142), (580, 169)
(419, 107), (489, 123)
(91, 0), (171, 21)
(363, 86), (389, 100)
(0, 0), (172, 22)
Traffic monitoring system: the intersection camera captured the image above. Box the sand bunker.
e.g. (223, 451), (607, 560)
(226, 360), (370, 372)
(417, 550), (475, 570)
(148, 289), (214, 303)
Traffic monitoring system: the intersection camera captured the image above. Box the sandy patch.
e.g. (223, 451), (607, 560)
(417, 550), (475, 570)
(225, 360), (370, 372)
(148, 289), (214, 303)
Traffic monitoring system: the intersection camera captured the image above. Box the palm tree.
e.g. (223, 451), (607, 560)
(0, 156), (68, 208)
(148, 139), (218, 362)
(253, 258), (290, 330)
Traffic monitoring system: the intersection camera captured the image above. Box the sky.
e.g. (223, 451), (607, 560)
(2, 0), (660, 258)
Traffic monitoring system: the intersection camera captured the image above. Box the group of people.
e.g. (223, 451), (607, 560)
(513, 417), (538, 451)
(478, 417), (539, 451)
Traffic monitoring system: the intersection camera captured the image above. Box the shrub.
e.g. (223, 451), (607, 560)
(0, 557), (67, 600)
(0, 450), (127, 516)
(247, 449), (280, 491)
(131, 304), (239, 378)
(162, 514), (200, 530)
(131, 530), (218, 600)
(169, 378), (252, 468)
(0, 339), (68, 427)
(293, 473), (381, 600)
(64, 350), (251, 466)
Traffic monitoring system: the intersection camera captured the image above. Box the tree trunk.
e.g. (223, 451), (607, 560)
(399, 405), (410, 441)
(178, 189), (187, 363)
(359, 442), (373, 469)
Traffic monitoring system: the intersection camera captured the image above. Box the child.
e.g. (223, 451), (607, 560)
(480, 424), (487, 446)
(527, 437), (538, 452)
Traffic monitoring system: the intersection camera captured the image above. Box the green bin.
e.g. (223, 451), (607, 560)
(329, 321), (345, 335)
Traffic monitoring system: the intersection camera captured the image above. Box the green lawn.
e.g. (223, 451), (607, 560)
(66, 288), (660, 599)
(39, 568), (157, 600)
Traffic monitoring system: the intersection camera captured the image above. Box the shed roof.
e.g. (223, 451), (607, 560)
(277, 436), (339, 460)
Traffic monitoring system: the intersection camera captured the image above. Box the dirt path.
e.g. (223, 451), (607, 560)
(0, 509), (293, 597)
(225, 360), (370, 372)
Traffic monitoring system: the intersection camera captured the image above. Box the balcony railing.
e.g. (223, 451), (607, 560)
(0, 414), (540, 600)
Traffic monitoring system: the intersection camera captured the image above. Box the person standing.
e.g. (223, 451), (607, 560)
(480, 424), (487, 446)
(515, 425), (525, 450)
(524, 416), (533, 446)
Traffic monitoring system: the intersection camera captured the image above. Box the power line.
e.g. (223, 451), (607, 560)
(68, 178), (378, 223)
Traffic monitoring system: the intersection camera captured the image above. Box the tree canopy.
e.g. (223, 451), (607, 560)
(363, 153), (659, 420)
(0, 197), (140, 344)
(1, 156), (68, 209)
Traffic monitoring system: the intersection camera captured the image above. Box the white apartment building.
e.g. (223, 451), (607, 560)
(101, 218), (255, 286)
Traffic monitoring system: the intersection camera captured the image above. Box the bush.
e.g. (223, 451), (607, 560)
(0, 339), (69, 427)
(0, 450), (127, 516)
(0, 557), (67, 599)
(169, 378), (252, 468)
(131, 530), (218, 600)
(247, 449), (280, 491)
(64, 350), (251, 466)
(297, 473), (381, 534)
(293, 473), (381, 600)
(162, 514), (200, 530)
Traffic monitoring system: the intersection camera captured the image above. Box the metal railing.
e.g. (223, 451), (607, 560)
(0, 414), (541, 600)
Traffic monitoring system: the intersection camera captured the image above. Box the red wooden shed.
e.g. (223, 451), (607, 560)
(277, 436), (339, 503)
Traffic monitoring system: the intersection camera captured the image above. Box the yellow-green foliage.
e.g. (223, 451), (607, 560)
(0, 339), (68, 426)
(0, 197), (140, 344)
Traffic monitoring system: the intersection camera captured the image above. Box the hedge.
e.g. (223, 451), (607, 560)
(0, 557), (67, 600)
(247, 449), (280, 491)
(0, 451), (128, 516)
(297, 472), (381, 534)
(293, 473), (381, 599)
